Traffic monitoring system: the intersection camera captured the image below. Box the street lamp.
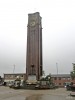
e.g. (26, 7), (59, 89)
(56, 63), (58, 75)
(56, 63), (58, 85)
(13, 64), (15, 74)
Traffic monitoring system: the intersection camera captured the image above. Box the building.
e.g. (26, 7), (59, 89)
(51, 74), (75, 87)
(0, 76), (3, 84)
(26, 12), (43, 81)
(4, 73), (26, 84)
(3, 73), (75, 87)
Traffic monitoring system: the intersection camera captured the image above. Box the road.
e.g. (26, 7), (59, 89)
(0, 86), (75, 100)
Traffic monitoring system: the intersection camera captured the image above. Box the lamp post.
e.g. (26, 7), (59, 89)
(13, 64), (15, 74)
(56, 63), (58, 75)
(56, 63), (58, 85)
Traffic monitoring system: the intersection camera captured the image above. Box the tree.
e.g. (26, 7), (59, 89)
(42, 70), (45, 76)
(70, 63), (75, 79)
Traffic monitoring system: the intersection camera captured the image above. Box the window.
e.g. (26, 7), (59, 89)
(54, 77), (57, 80)
(5, 75), (8, 78)
(63, 78), (65, 80)
(59, 83), (61, 85)
(67, 78), (70, 80)
(59, 77), (61, 80)
(72, 78), (74, 80)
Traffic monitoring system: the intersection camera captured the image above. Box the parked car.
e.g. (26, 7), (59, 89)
(9, 81), (15, 88)
(64, 82), (71, 90)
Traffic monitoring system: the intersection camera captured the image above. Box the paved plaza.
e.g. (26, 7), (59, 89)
(0, 86), (75, 100)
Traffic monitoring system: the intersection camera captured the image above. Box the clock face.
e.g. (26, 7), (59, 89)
(30, 21), (35, 26)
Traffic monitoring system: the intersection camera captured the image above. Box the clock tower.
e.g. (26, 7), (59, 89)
(26, 12), (43, 81)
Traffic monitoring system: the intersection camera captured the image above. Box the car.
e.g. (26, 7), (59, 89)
(9, 81), (15, 88)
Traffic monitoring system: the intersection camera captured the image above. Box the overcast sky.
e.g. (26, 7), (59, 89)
(0, 0), (75, 76)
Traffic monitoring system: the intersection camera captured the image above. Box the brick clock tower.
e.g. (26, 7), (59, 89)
(26, 12), (43, 81)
